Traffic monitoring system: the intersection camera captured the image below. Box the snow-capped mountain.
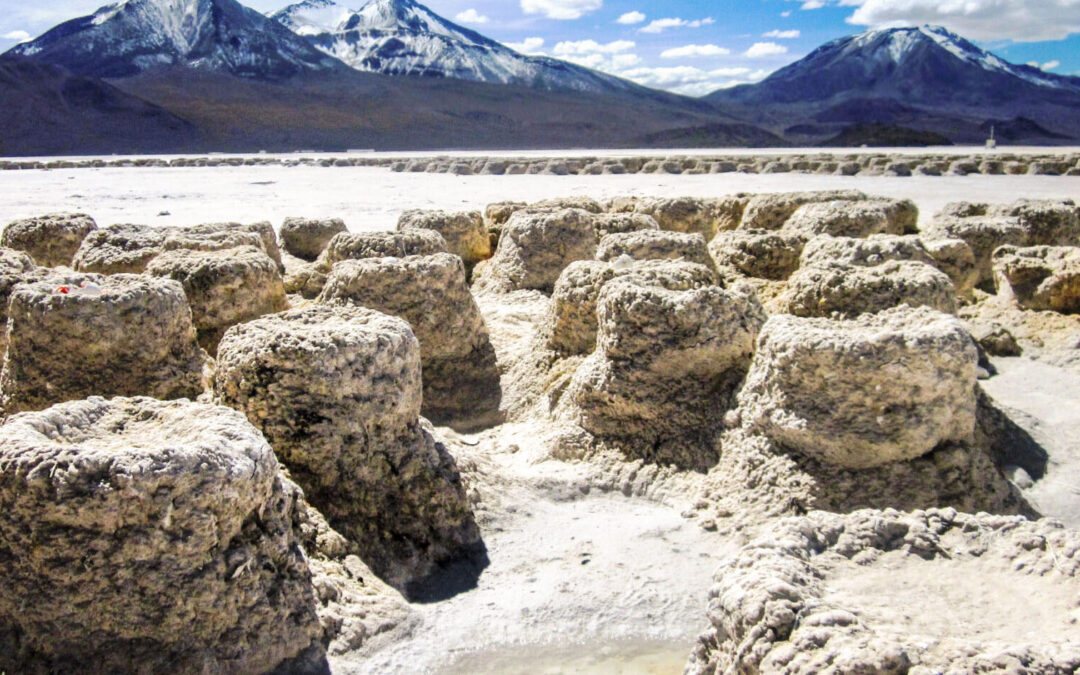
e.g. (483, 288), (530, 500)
(270, 0), (644, 94)
(6, 0), (341, 80)
(708, 25), (1080, 105)
(705, 25), (1080, 143)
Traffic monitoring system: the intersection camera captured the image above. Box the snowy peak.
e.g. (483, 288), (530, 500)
(839, 25), (1069, 90)
(269, 0), (640, 93)
(6, 0), (341, 80)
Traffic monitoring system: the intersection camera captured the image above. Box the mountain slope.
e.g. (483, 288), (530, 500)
(0, 56), (200, 155)
(6, 0), (342, 80)
(270, 0), (646, 94)
(706, 25), (1080, 144)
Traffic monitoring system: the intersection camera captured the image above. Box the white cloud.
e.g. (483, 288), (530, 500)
(1039, 60), (1061, 70)
(745, 41), (789, 58)
(505, 37), (546, 54)
(787, 0), (1080, 42)
(552, 39), (635, 55)
(660, 44), (731, 58)
(2, 30), (31, 42)
(763, 29), (800, 39)
(619, 65), (771, 96)
(520, 0), (603, 20)
(454, 9), (489, 24)
(781, 11), (792, 17)
(615, 11), (646, 25)
(639, 17), (715, 34)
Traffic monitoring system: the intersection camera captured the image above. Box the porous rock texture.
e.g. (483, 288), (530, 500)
(783, 260), (957, 318)
(397, 209), (491, 272)
(214, 304), (482, 595)
(472, 208), (597, 294)
(632, 196), (747, 236)
(588, 212), (660, 241)
(708, 230), (807, 281)
(546, 259), (718, 356)
(783, 198), (918, 238)
(595, 230), (715, 270)
(281, 217), (348, 262)
(0, 248), (45, 352)
(559, 276), (766, 470)
(0, 397), (323, 674)
(72, 223), (168, 274)
(738, 307), (978, 469)
(923, 237), (980, 298)
(686, 509), (1080, 675)
(146, 246), (289, 353)
(315, 230), (447, 273)
(993, 245), (1080, 314)
(0, 274), (206, 413)
(1, 213), (97, 267)
(739, 190), (865, 231)
(318, 253), (501, 431)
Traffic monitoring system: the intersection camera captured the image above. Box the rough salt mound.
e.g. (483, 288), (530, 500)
(484, 201), (526, 228)
(994, 245), (1080, 314)
(739, 190), (865, 231)
(560, 276), (765, 470)
(739, 307), (978, 469)
(687, 509), (1080, 675)
(214, 305), (481, 595)
(783, 198), (917, 238)
(1, 213), (97, 267)
(281, 217), (347, 262)
(72, 223), (167, 274)
(529, 196), (604, 214)
(182, 221), (283, 270)
(800, 234), (935, 269)
(161, 228), (267, 255)
(547, 259), (718, 356)
(318, 253), (501, 431)
(588, 213), (660, 242)
(146, 246), (289, 354)
(472, 208), (596, 294)
(0, 397), (322, 675)
(708, 230), (807, 281)
(632, 196), (747, 236)
(0, 274), (206, 414)
(315, 230), (447, 272)
(924, 199), (1080, 288)
(397, 210), (491, 272)
(784, 260), (957, 318)
(595, 230), (715, 270)
(922, 238), (980, 298)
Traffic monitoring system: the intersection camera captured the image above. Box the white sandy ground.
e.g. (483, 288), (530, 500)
(0, 165), (1078, 233)
(1, 159), (1079, 672)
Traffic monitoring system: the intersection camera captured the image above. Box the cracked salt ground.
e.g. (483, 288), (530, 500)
(340, 468), (737, 674)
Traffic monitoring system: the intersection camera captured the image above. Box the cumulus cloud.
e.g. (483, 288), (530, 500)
(2, 30), (32, 42)
(763, 29), (800, 39)
(620, 65), (771, 96)
(639, 17), (715, 34)
(745, 41), (789, 58)
(615, 11), (646, 25)
(660, 44), (732, 59)
(520, 0), (602, 20)
(789, 0), (1080, 42)
(505, 37), (546, 54)
(1029, 60), (1061, 70)
(552, 39), (635, 55)
(454, 9), (489, 24)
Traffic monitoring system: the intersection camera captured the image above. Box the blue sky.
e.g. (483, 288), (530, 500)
(1, 0), (1078, 96)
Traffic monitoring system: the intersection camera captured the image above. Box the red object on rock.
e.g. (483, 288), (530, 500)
(55, 286), (70, 295)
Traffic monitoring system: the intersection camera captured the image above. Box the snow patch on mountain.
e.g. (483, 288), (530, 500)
(270, 0), (644, 93)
